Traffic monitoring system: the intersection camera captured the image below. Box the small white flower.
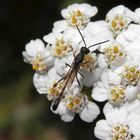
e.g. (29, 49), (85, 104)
(106, 5), (135, 37)
(62, 3), (97, 29)
(33, 68), (61, 94)
(55, 93), (100, 122)
(99, 42), (127, 68)
(121, 65), (140, 86)
(43, 32), (78, 58)
(92, 68), (138, 104)
(94, 107), (140, 140)
(103, 99), (140, 117)
(22, 39), (54, 73)
(52, 3), (97, 33)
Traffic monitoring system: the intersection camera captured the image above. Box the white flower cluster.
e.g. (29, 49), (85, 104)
(22, 3), (140, 139)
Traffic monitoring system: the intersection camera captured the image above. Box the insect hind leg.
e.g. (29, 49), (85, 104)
(65, 63), (85, 78)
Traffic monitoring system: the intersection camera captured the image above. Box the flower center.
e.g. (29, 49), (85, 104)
(80, 54), (97, 71)
(104, 44), (126, 65)
(63, 94), (87, 113)
(54, 38), (72, 58)
(107, 14), (129, 36)
(111, 124), (136, 140)
(48, 81), (64, 100)
(121, 66), (140, 86)
(68, 10), (89, 28)
(109, 85), (126, 105)
(32, 52), (47, 72)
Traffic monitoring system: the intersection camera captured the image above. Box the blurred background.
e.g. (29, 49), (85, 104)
(0, 0), (139, 140)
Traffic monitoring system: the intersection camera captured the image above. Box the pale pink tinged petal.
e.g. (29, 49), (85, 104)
(79, 102), (100, 122)
(94, 120), (110, 140)
(125, 86), (137, 101)
(25, 39), (44, 56)
(52, 20), (68, 33)
(61, 111), (75, 122)
(92, 85), (108, 102)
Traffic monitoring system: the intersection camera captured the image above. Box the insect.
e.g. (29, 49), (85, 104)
(52, 25), (109, 111)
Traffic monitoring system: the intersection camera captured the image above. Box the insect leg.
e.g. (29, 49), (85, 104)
(65, 63), (85, 78)
(91, 49), (104, 54)
(76, 75), (81, 87)
(54, 76), (66, 87)
(77, 71), (85, 78)
(65, 63), (72, 68)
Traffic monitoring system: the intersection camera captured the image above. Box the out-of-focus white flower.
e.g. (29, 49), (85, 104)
(22, 39), (54, 73)
(106, 5), (135, 37)
(94, 107), (140, 140)
(54, 93), (100, 122)
(116, 24), (140, 47)
(53, 3), (98, 33)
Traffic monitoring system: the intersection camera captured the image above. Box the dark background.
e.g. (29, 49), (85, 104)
(0, 0), (140, 140)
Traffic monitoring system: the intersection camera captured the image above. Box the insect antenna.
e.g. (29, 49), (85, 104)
(88, 40), (109, 49)
(75, 25), (87, 48)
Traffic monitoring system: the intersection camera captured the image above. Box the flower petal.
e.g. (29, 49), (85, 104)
(52, 20), (68, 33)
(79, 102), (100, 122)
(125, 85), (138, 101)
(94, 120), (110, 140)
(61, 111), (75, 122)
(25, 39), (44, 56)
(92, 82), (108, 102)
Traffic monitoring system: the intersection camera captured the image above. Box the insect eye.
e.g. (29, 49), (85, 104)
(81, 47), (90, 54)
